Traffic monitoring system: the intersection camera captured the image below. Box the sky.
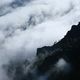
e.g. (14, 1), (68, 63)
(0, 0), (80, 80)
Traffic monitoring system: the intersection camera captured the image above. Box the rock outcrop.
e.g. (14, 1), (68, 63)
(36, 22), (80, 80)
(4, 22), (80, 80)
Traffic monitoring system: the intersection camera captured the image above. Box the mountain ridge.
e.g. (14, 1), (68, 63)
(4, 22), (80, 80)
(36, 22), (80, 80)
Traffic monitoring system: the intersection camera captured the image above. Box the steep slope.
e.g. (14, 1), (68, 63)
(4, 22), (80, 80)
(36, 22), (80, 80)
(1, 0), (80, 80)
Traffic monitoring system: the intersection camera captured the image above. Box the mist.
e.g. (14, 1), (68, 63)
(0, 0), (80, 80)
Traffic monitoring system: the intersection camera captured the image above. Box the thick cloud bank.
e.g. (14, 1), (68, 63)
(0, 0), (80, 79)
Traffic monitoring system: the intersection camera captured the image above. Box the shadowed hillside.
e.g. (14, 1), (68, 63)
(36, 22), (80, 80)
(4, 22), (80, 80)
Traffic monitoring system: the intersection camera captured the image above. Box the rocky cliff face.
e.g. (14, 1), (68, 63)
(36, 22), (80, 80)
(4, 23), (80, 80)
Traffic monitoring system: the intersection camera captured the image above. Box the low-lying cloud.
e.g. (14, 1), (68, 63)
(0, 0), (80, 80)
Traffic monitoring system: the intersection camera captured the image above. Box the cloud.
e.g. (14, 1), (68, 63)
(0, 0), (80, 80)
(0, 0), (13, 6)
(0, 0), (32, 16)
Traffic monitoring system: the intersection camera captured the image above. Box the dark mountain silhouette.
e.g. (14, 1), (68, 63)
(36, 22), (80, 80)
(4, 22), (80, 80)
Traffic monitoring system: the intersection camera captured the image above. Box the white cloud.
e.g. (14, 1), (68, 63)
(55, 58), (71, 74)
(0, 0), (13, 6)
(0, 0), (80, 79)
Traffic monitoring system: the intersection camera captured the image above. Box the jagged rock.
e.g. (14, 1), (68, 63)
(36, 22), (80, 80)
(4, 23), (80, 80)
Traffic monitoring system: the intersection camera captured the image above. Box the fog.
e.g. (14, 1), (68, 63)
(0, 0), (80, 79)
